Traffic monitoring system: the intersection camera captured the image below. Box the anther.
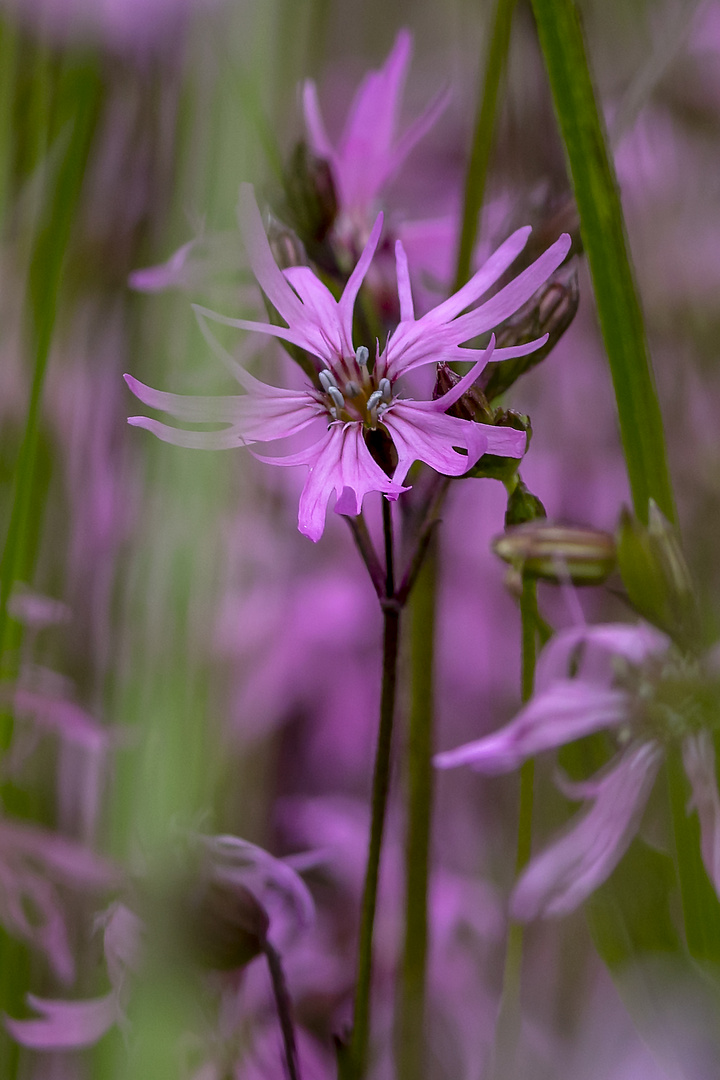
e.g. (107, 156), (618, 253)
(356, 345), (369, 367)
(328, 386), (345, 410)
(379, 378), (392, 402)
(319, 370), (337, 392)
(345, 381), (360, 397)
(366, 390), (383, 412)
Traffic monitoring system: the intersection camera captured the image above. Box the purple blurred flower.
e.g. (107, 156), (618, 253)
(126, 185), (570, 540)
(6, 836), (313, 1057)
(436, 621), (720, 919)
(302, 30), (449, 243)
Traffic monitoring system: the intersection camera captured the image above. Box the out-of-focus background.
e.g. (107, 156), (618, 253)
(2, 0), (720, 1077)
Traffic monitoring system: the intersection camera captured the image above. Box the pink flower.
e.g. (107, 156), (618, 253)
(302, 30), (449, 243)
(126, 185), (571, 541)
(435, 621), (720, 919)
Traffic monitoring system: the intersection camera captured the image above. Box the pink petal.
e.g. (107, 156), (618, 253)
(683, 731), (720, 898)
(450, 233), (572, 341)
(337, 211), (383, 347)
(337, 30), (413, 209)
(237, 184), (305, 327)
(128, 238), (198, 293)
(535, 622), (671, 693)
(434, 680), (632, 772)
(386, 85), (451, 189)
(255, 424), (407, 541)
(425, 226), (532, 326)
(382, 402), (488, 485)
(511, 743), (663, 919)
(6, 992), (118, 1050)
(302, 79), (334, 161)
(395, 240), (415, 323)
(127, 416), (253, 450)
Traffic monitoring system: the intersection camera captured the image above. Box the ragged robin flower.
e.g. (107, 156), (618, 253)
(436, 620), (720, 920)
(125, 184), (570, 541)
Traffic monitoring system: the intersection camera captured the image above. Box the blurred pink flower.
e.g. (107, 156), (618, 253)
(302, 30), (449, 243)
(126, 185), (570, 541)
(435, 621), (720, 919)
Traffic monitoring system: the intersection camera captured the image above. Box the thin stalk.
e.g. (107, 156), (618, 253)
(265, 943), (302, 1080)
(395, 536), (437, 1080)
(347, 500), (400, 1080)
(530, 0), (720, 966)
(490, 575), (536, 1077)
(453, 0), (518, 291)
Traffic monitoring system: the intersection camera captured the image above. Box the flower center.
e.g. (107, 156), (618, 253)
(620, 652), (720, 744)
(318, 345), (392, 429)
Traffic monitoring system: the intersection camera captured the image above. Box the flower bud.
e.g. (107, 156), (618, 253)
(267, 216), (308, 271)
(504, 479), (546, 527)
(617, 503), (700, 650)
(280, 141), (338, 253)
(493, 521), (617, 585)
(183, 875), (270, 972)
(480, 262), (579, 401)
(433, 362), (493, 422)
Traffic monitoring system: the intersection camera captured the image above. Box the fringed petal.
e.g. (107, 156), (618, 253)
(382, 402), (488, 485)
(434, 680), (632, 773)
(6, 993), (118, 1050)
(511, 743), (662, 919)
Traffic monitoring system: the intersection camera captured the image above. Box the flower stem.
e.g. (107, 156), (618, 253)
(490, 575), (537, 1077)
(348, 500), (400, 1079)
(453, 0), (518, 291)
(265, 942), (303, 1080)
(395, 534), (437, 1080)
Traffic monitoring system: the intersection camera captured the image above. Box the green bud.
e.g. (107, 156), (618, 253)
(617, 502), (700, 650)
(504, 479), (547, 527)
(493, 521), (617, 585)
(465, 411), (532, 483)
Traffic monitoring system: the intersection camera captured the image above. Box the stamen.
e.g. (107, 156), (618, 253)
(379, 378), (392, 402)
(319, 370), (337, 391)
(366, 390), (383, 412)
(345, 381), (360, 397)
(328, 386), (345, 410)
(356, 345), (369, 367)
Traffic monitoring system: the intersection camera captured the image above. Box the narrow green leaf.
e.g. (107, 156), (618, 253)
(0, 58), (103, 698)
(530, 0), (674, 525)
(453, 0), (518, 291)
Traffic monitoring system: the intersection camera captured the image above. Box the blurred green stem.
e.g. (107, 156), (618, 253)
(395, 536), (437, 1080)
(490, 575), (536, 1077)
(348, 500), (400, 1079)
(453, 0), (518, 292)
(0, 61), (102, 707)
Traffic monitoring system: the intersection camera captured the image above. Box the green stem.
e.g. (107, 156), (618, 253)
(530, 0), (720, 967)
(395, 536), (437, 1080)
(453, 0), (518, 291)
(347, 501), (400, 1079)
(530, 0), (674, 525)
(490, 576), (537, 1077)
